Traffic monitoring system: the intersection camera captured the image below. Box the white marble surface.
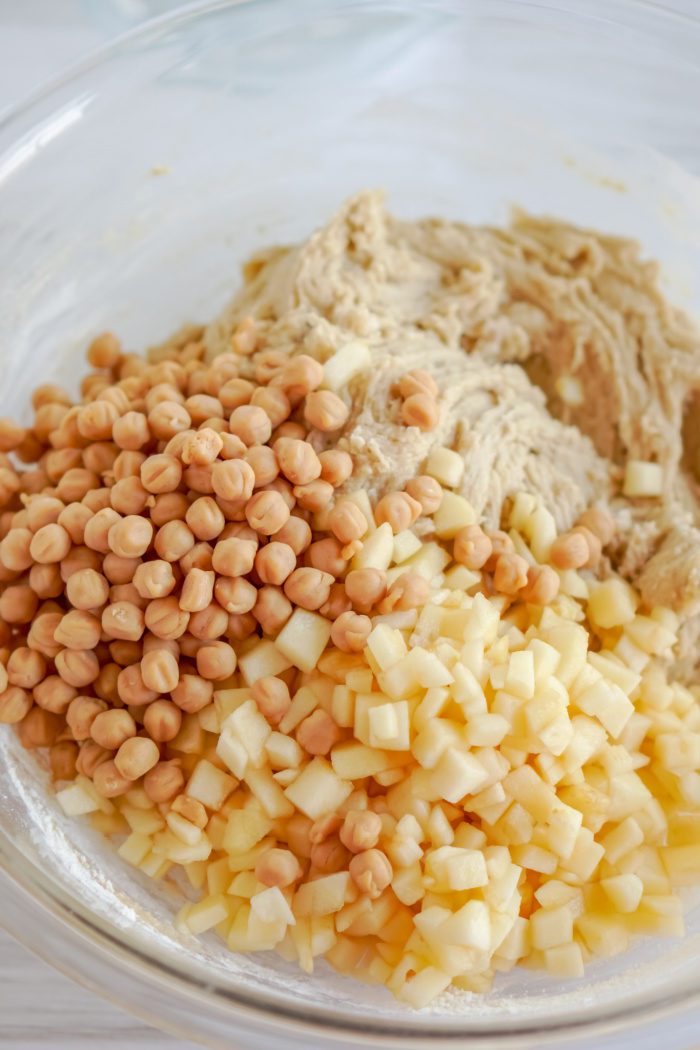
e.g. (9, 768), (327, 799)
(2, 2), (700, 1048)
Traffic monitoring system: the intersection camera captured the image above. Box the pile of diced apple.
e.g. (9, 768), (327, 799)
(58, 488), (700, 1009)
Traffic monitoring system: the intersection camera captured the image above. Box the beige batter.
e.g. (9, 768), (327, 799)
(197, 191), (700, 659)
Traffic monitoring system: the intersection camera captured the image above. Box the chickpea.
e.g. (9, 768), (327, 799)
(244, 490), (290, 536)
(102, 601), (145, 642)
(147, 401), (191, 441)
(521, 564), (560, 605)
(549, 530), (589, 570)
(228, 405), (272, 447)
(211, 539), (256, 581)
(252, 585), (293, 634)
(26, 495), (64, 531)
(83, 508), (121, 554)
(0, 584), (39, 624)
(29, 522), (72, 563)
(251, 384), (291, 427)
(453, 524), (492, 570)
(188, 602), (229, 639)
(144, 760), (185, 803)
(27, 612), (63, 657)
(113, 450), (147, 481)
(320, 582), (352, 620)
(93, 662), (120, 704)
(310, 836), (350, 874)
(50, 739), (79, 781)
(18, 707), (64, 749)
(296, 709), (340, 756)
(115, 736), (160, 781)
(179, 541), (214, 575)
(211, 458), (255, 502)
(54, 646), (99, 688)
(57, 468), (101, 503)
(348, 848), (393, 898)
(57, 503), (93, 544)
(308, 537), (347, 577)
(93, 760), (132, 798)
(82, 488), (113, 514)
(66, 696), (107, 741)
(251, 676), (291, 725)
(273, 421), (307, 442)
(112, 411), (150, 451)
(75, 740), (110, 778)
(573, 525), (602, 569)
(275, 437), (321, 486)
(374, 492), (421, 533)
(0, 527), (33, 571)
(303, 390), (349, 432)
(485, 530), (514, 571)
(0, 686), (33, 724)
(330, 611), (372, 653)
(255, 848), (302, 888)
(140, 453), (182, 494)
(34, 675), (77, 714)
(226, 611), (257, 641)
(185, 394), (224, 426)
(185, 496), (225, 541)
(150, 492), (189, 526)
(398, 369), (439, 400)
(54, 609), (102, 651)
(117, 663), (157, 706)
(178, 567), (214, 615)
(143, 699), (182, 742)
(133, 560), (176, 600)
(196, 640), (237, 681)
(141, 648), (180, 693)
(144, 597), (190, 640)
(110, 640), (143, 667)
(32, 384), (72, 411)
(493, 552), (529, 595)
(154, 520), (195, 562)
(219, 377), (254, 411)
(328, 500), (367, 544)
(284, 567), (333, 611)
(576, 504), (616, 547)
(255, 542), (296, 585)
(318, 449), (353, 488)
(379, 571), (429, 613)
(339, 810), (382, 854)
(91, 709), (137, 750)
(292, 479), (334, 513)
(171, 793), (207, 828)
(0, 418), (26, 452)
(107, 515), (153, 558)
(285, 813), (314, 860)
(110, 476), (151, 516)
(271, 515), (312, 555)
(171, 674), (213, 714)
(275, 355), (324, 402)
(245, 445), (279, 488)
(181, 427), (223, 466)
(345, 568), (387, 612)
(87, 331), (122, 369)
(308, 813), (342, 845)
(401, 393), (439, 430)
(66, 567), (110, 610)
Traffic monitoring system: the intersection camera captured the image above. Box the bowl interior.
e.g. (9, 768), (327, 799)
(1, 0), (700, 1043)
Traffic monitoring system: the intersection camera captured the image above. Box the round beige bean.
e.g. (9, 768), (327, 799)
(252, 586), (293, 634)
(140, 454), (182, 494)
(229, 405), (272, 446)
(18, 707), (64, 749)
(49, 739), (79, 781)
(66, 567), (110, 610)
(404, 474), (443, 516)
(185, 496), (225, 541)
(150, 492), (189, 527)
(307, 537), (347, 577)
(212, 537), (257, 577)
(401, 393), (439, 431)
(275, 355), (323, 402)
(115, 736), (160, 780)
(275, 437), (321, 486)
(521, 564), (560, 605)
(91, 708), (137, 750)
(375, 492), (421, 533)
(144, 760), (185, 803)
(196, 640), (237, 681)
(398, 369), (439, 399)
(141, 649), (180, 693)
(101, 601), (145, 641)
(0, 584), (39, 624)
(211, 458), (255, 503)
(55, 649), (100, 688)
(320, 582), (352, 620)
(180, 567), (215, 612)
(345, 568), (387, 612)
(303, 390), (348, 432)
(87, 331), (121, 369)
(379, 571), (429, 613)
(348, 848), (393, 898)
(133, 560), (176, 600)
(296, 709), (340, 756)
(255, 541), (296, 585)
(339, 810), (382, 853)
(144, 597), (190, 640)
(493, 552), (529, 595)
(255, 848), (302, 888)
(328, 500), (367, 544)
(330, 611), (372, 653)
(284, 567), (333, 611)
(271, 515), (311, 555)
(318, 449), (353, 488)
(170, 674), (212, 714)
(577, 505), (616, 546)
(154, 520), (195, 562)
(0, 686), (33, 724)
(117, 663), (157, 706)
(93, 760), (132, 798)
(292, 479), (334, 513)
(251, 676), (290, 725)
(310, 836), (350, 874)
(454, 524), (493, 570)
(34, 675), (77, 714)
(181, 427), (223, 466)
(143, 700), (182, 743)
(108, 515), (153, 558)
(549, 530), (589, 570)
(110, 476), (151, 516)
(188, 602), (231, 639)
(54, 609), (102, 651)
(112, 411), (150, 451)
(77, 400), (120, 441)
(29, 523), (71, 564)
(66, 695), (107, 741)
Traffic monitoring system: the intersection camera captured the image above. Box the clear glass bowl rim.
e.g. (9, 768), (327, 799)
(1, 0), (700, 1045)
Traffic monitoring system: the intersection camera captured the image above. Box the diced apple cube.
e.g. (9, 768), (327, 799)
(294, 872), (350, 917)
(216, 725), (249, 779)
(505, 650), (535, 700)
(186, 894), (231, 935)
(588, 579), (638, 629)
(393, 530), (422, 564)
(186, 759), (236, 812)
(351, 522), (394, 571)
(425, 447), (465, 488)
(251, 885), (296, 926)
(366, 623), (408, 671)
(322, 340), (371, 391)
(464, 713), (510, 747)
(224, 699), (271, 766)
(530, 905), (574, 949)
(223, 808), (272, 854)
(278, 685), (318, 734)
(244, 766), (295, 819)
(369, 700), (411, 750)
(426, 747), (489, 804)
(265, 731), (303, 769)
(239, 639), (293, 684)
(544, 941), (584, 978)
(576, 678), (634, 739)
(275, 610), (332, 673)
(56, 783), (100, 817)
(284, 757), (352, 819)
(331, 741), (407, 780)
(432, 491), (476, 539)
(623, 460), (663, 498)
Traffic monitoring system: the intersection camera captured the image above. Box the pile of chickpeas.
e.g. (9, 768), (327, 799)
(0, 326), (458, 803)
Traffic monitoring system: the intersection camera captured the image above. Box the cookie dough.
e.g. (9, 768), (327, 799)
(201, 191), (700, 654)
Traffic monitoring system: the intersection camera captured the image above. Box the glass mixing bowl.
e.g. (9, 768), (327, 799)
(1, 1), (700, 1046)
